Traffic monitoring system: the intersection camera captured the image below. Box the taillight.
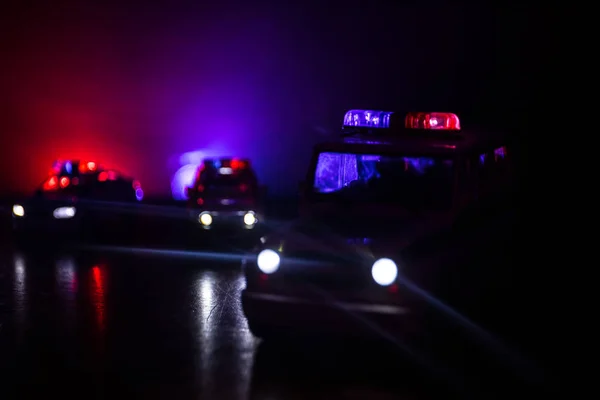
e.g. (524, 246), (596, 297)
(59, 176), (70, 188)
(197, 184), (204, 192)
(98, 172), (108, 182)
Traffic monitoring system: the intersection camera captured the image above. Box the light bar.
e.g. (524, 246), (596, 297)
(342, 110), (394, 129)
(204, 158), (249, 170)
(405, 112), (460, 130)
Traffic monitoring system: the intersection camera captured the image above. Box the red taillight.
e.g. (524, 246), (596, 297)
(196, 198), (204, 205)
(59, 176), (70, 188)
(98, 172), (108, 182)
(43, 176), (58, 191)
(197, 184), (204, 192)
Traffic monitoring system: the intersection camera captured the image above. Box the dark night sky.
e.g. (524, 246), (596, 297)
(0, 1), (529, 198)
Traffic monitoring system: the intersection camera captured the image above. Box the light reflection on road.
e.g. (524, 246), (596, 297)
(195, 269), (256, 398)
(13, 254), (27, 332)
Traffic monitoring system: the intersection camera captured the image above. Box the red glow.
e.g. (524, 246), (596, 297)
(388, 284), (398, 293)
(259, 273), (268, 281)
(197, 198), (204, 205)
(72, 177), (79, 185)
(59, 176), (70, 188)
(230, 159), (247, 170)
(98, 171), (108, 182)
(197, 184), (204, 192)
(239, 184), (248, 192)
(79, 161), (99, 174)
(91, 266), (105, 331)
(132, 179), (141, 189)
(43, 176), (58, 191)
(405, 112), (460, 130)
(107, 170), (117, 180)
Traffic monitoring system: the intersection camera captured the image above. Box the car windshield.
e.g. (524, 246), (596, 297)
(311, 151), (455, 210)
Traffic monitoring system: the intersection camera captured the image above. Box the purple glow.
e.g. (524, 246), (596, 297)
(494, 146), (506, 159)
(313, 152), (453, 194)
(171, 164), (199, 200)
(314, 153), (358, 193)
(135, 188), (144, 201)
(343, 110), (394, 129)
(170, 148), (236, 200)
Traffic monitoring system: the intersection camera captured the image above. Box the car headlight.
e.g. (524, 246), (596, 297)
(53, 207), (76, 219)
(243, 211), (257, 226)
(371, 258), (398, 286)
(12, 204), (25, 217)
(257, 249), (280, 274)
(199, 212), (212, 226)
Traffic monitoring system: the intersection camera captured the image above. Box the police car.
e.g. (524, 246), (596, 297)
(186, 158), (265, 232)
(241, 110), (512, 339)
(12, 159), (144, 240)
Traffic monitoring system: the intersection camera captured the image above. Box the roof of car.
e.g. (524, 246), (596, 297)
(315, 129), (508, 157)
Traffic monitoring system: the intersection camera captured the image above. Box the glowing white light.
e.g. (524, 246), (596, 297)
(257, 249), (280, 274)
(12, 204), (25, 217)
(199, 212), (212, 226)
(53, 207), (76, 219)
(219, 167), (233, 175)
(171, 163), (199, 200)
(371, 258), (398, 286)
(243, 212), (257, 226)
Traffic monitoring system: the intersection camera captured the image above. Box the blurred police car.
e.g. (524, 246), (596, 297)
(186, 158), (265, 234)
(12, 159), (144, 241)
(241, 110), (513, 340)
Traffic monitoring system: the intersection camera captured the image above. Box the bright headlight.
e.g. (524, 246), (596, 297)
(257, 249), (280, 274)
(199, 212), (212, 226)
(12, 204), (25, 217)
(371, 258), (398, 286)
(243, 211), (257, 226)
(53, 207), (76, 219)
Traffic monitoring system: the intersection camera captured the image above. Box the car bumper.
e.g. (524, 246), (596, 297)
(241, 289), (418, 338)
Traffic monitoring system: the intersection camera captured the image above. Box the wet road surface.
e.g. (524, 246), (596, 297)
(0, 203), (548, 399)
(0, 247), (434, 399)
(0, 245), (546, 399)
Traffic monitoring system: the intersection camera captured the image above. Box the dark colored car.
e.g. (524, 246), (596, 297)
(241, 110), (513, 341)
(11, 159), (144, 242)
(186, 158), (265, 232)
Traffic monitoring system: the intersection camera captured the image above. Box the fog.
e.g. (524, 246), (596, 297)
(0, 2), (525, 198)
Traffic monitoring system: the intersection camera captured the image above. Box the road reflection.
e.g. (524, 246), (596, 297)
(90, 265), (106, 332)
(195, 270), (256, 398)
(13, 254), (27, 332)
(55, 256), (78, 332)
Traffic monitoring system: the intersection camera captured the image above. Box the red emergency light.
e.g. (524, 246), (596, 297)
(43, 176), (59, 191)
(405, 112), (460, 131)
(79, 161), (98, 173)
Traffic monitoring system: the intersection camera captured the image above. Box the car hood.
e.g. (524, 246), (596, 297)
(265, 203), (452, 260)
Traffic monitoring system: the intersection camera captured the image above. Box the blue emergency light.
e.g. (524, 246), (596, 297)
(341, 109), (461, 138)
